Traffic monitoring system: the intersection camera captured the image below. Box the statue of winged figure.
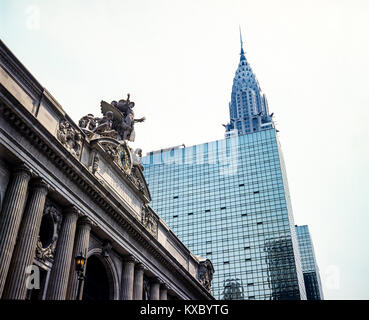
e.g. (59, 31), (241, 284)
(100, 94), (145, 142)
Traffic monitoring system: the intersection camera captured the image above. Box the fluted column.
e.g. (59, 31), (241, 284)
(121, 255), (135, 300)
(133, 263), (145, 300)
(45, 206), (79, 300)
(160, 283), (168, 300)
(0, 166), (31, 297)
(2, 179), (48, 299)
(150, 277), (160, 300)
(66, 216), (92, 300)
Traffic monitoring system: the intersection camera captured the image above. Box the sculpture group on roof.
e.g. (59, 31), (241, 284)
(79, 93), (145, 142)
(77, 93), (146, 178)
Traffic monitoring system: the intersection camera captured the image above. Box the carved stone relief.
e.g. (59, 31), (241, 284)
(141, 204), (158, 237)
(35, 200), (62, 262)
(197, 259), (215, 292)
(57, 119), (82, 157)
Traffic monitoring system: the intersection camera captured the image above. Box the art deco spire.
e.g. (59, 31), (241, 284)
(239, 26), (246, 61)
(224, 30), (274, 136)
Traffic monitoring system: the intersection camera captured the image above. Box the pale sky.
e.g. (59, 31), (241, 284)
(1, 0), (368, 299)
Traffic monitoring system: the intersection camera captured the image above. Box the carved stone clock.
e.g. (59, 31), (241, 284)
(119, 143), (132, 174)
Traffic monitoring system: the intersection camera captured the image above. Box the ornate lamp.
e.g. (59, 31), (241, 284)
(74, 251), (87, 300)
(75, 253), (86, 273)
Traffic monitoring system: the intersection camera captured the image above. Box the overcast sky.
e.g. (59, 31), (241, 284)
(1, 0), (368, 299)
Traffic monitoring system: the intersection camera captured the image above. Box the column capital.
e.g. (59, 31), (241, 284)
(151, 276), (161, 284)
(12, 164), (32, 179)
(29, 178), (49, 194)
(63, 205), (81, 218)
(122, 254), (136, 264)
(135, 262), (145, 271)
(160, 283), (169, 290)
(77, 215), (93, 229)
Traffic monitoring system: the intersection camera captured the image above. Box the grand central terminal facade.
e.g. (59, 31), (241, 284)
(0, 40), (214, 301)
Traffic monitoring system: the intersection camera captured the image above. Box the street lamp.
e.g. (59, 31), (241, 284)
(74, 251), (87, 300)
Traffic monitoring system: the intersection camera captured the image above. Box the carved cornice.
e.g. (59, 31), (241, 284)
(0, 40), (43, 99)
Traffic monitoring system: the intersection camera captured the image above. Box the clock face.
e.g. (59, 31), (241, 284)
(119, 144), (132, 174)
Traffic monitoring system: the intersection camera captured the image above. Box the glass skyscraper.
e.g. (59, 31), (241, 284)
(296, 225), (324, 300)
(142, 35), (307, 300)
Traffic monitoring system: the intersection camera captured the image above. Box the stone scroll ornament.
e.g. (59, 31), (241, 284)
(141, 204), (158, 237)
(57, 119), (83, 157)
(197, 259), (215, 292)
(35, 203), (62, 262)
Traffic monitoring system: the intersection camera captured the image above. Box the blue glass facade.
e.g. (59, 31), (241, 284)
(142, 129), (306, 300)
(296, 225), (324, 300)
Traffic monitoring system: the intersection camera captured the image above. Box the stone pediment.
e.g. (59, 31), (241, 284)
(89, 138), (151, 203)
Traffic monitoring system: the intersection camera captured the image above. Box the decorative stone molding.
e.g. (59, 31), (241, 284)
(197, 259), (215, 292)
(35, 200), (62, 262)
(141, 204), (158, 237)
(57, 119), (83, 158)
(102, 239), (113, 258)
(35, 238), (56, 261)
(92, 155), (99, 174)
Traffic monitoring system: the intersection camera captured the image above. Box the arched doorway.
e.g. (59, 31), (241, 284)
(82, 255), (110, 300)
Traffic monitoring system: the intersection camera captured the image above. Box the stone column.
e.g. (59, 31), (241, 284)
(160, 283), (168, 300)
(150, 277), (160, 300)
(121, 255), (135, 300)
(66, 216), (92, 300)
(2, 179), (48, 299)
(45, 206), (79, 300)
(0, 166), (31, 297)
(133, 263), (145, 300)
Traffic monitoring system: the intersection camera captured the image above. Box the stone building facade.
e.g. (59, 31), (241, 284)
(0, 40), (214, 300)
